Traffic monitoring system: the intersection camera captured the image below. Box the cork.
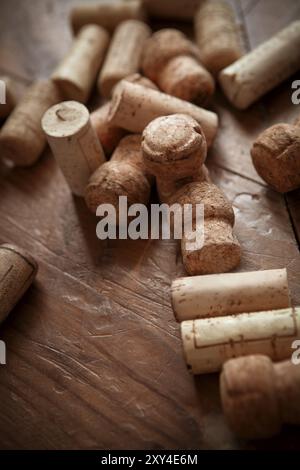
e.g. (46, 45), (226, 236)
(108, 81), (218, 146)
(0, 76), (18, 119)
(251, 123), (300, 193)
(52, 25), (109, 103)
(98, 20), (151, 98)
(0, 244), (38, 324)
(221, 355), (300, 439)
(168, 182), (241, 275)
(0, 80), (62, 167)
(219, 21), (300, 109)
(142, 0), (202, 20)
(181, 307), (300, 374)
(142, 29), (214, 103)
(91, 73), (158, 156)
(195, 0), (243, 75)
(171, 268), (290, 322)
(42, 101), (106, 197)
(71, 1), (147, 34)
(85, 135), (151, 217)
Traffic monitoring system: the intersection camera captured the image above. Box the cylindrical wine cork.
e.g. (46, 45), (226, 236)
(142, 29), (215, 103)
(195, 0), (243, 75)
(85, 134), (151, 217)
(42, 101), (106, 197)
(219, 21), (300, 109)
(142, 0), (202, 20)
(0, 244), (38, 324)
(52, 25), (109, 103)
(109, 81), (218, 146)
(181, 307), (300, 374)
(221, 355), (300, 439)
(98, 20), (151, 98)
(71, 1), (147, 34)
(251, 123), (300, 193)
(0, 76), (18, 119)
(91, 73), (157, 156)
(0, 80), (62, 167)
(171, 268), (290, 321)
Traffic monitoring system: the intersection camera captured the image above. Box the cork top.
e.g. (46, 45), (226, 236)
(0, 243), (38, 274)
(42, 101), (90, 138)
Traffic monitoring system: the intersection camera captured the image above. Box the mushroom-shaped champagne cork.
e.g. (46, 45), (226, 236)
(42, 101), (105, 197)
(109, 81), (218, 146)
(142, 114), (208, 202)
(181, 307), (300, 375)
(91, 73), (158, 156)
(52, 25), (109, 103)
(195, 0), (243, 75)
(251, 122), (300, 193)
(219, 21), (300, 109)
(0, 80), (62, 167)
(142, 29), (215, 103)
(85, 135), (152, 218)
(0, 76), (18, 119)
(71, 1), (147, 34)
(0, 244), (38, 324)
(171, 268), (290, 322)
(168, 182), (241, 275)
(98, 20), (151, 98)
(142, 0), (201, 20)
(221, 355), (300, 439)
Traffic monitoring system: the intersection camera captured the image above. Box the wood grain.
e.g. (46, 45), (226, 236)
(0, 0), (299, 450)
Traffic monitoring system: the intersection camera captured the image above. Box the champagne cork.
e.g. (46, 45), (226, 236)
(221, 355), (300, 439)
(109, 81), (218, 146)
(71, 1), (147, 34)
(142, 0), (201, 20)
(0, 244), (38, 324)
(251, 123), (300, 193)
(42, 101), (106, 197)
(52, 25), (109, 103)
(142, 29), (215, 103)
(0, 80), (62, 167)
(181, 307), (300, 374)
(91, 73), (158, 156)
(98, 20), (151, 98)
(85, 135), (151, 217)
(168, 182), (241, 275)
(171, 268), (290, 322)
(195, 0), (243, 75)
(0, 76), (18, 119)
(142, 114), (208, 202)
(219, 21), (300, 109)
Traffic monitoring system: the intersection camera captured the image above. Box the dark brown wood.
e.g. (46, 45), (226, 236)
(0, 0), (299, 450)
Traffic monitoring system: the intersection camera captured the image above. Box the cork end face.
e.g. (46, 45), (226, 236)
(0, 133), (42, 167)
(0, 244), (38, 276)
(42, 101), (90, 138)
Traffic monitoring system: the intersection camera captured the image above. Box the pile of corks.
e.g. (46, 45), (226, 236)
(0, 0), (300, 442)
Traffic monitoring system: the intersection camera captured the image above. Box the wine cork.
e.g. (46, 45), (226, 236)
(251, 123), (300, 193)
(42, 101), (106, 197)
(221, 355), (300, 439)
(142, 0), (202, 20)
(171, 268), (290, 322)
(0, 80), (62, 167)
(91, 73), (158, 156)
(0, 76), (18, 119)
(0, 244), (38, 324)
(168, 182), (241, 275)
(195, 0), (243, 75)
(98, 20), (151, 98)
(52, 25), (109, 103)
(181, 307), (300, 374)
(219, 21), (300, 109)
(109, 81), (218, 146)
(85, 135), (151, 217)
(142, 29), (215, 103)
(71, 1), (147, 34)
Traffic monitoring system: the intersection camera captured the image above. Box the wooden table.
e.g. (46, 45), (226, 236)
(0, 0), (299, 450)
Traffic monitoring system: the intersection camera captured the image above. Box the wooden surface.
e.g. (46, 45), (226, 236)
(0, 0), (300, 450)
